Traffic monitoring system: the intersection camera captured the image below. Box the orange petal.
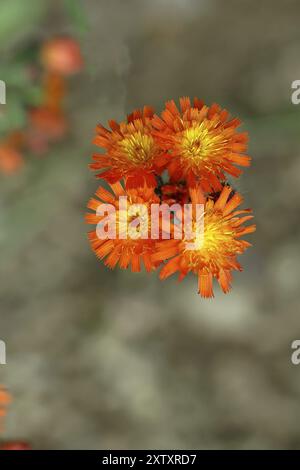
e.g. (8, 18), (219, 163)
(236, 224), (256, 237)
(223, 193), (243, 216)
(218, 269), (232, 294)
(198, 272), (214, 298)
(131, 254), (141, 272)
(214, 186), (232, 211)
(159, 256), (180, 279)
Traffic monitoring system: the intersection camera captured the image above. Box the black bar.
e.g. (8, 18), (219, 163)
(0, 450), (299, 465)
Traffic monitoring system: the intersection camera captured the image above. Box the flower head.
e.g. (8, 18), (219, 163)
(152, 97), (251, 192)
(41, 37), (83, 76)
(0, 144), (24, 174)
(152, 185), (255, 297)
(86, 182), (162, 272)
(27, 106), (67, 154)
(29, 106), (67, 141)
(90, 106), (167, 188)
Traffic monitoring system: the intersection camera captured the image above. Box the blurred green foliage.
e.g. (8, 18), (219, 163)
(0, 64), (42, 134)
(0, 0), (48, 53)
(0, 0), (48, 138)
(63, 0), (89, 34)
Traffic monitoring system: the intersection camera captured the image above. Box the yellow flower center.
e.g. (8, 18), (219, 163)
(120, 131), (155, 166)
(116, 202), (151, 240)
(180, 122), (228, 165)
(182, 210), (236, 271)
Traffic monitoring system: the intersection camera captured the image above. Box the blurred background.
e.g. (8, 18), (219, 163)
(0, 0), (300, 450)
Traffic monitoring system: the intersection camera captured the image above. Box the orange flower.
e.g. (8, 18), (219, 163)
(0, 442), (31, 450)
(29, 106), (67, 141)
(0, 143), (24, 174)
(152, 185), (256, 297)
(27, 106), (68, 154)
(90, 107), (167, 188)
(86, 182), (162, 272)
(41, 37), (83, 76)
(0, 387), (11, 432)
(152, 97), (251, 192)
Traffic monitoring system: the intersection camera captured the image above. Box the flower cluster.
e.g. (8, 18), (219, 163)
(0, 37), (83, 174)
(86, 97), (255, 297)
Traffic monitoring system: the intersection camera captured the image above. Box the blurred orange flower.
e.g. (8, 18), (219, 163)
(0, 442), (31, 450)
(29, 106), (67, 140)
(27, 106), (68, 155)
(41, 37), (83, 76)
(0, 387), (11, 431)
(0, 143), (24, 174)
